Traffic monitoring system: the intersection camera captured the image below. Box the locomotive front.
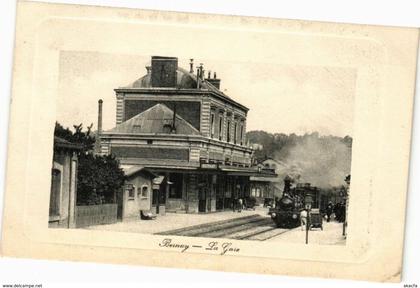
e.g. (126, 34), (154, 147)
(270, 194), (302, 228)
(270, 176), (303, 228)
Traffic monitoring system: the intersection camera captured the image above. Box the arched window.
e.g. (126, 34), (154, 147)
(251, 188), (256, 197)
(140, 185), (149, 198)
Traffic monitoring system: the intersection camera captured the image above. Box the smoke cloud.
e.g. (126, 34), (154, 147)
(279, 136), (352, 189)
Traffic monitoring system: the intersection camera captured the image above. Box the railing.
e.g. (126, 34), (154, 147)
(75, 204), (118, 228)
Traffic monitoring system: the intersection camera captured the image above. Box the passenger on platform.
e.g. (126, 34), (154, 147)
(339, 201), (346, 222)
(334, 203), (342, 222)
(334, 202), (346, 222)
(326, 201), (334, 222)
(238, 198), (243, 213)
(300, 209), (308, 231)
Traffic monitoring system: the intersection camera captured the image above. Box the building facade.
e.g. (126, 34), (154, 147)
(100, 56), (275, 214)
(49, 137), (81, 228)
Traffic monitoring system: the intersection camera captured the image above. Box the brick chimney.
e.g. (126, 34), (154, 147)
(207, 71), (221, 89)
(151, 56), (178, 87)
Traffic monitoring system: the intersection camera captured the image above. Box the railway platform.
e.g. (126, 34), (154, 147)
(267, 221), (346, 245)
(87, 206), (269, 235)
(86, 206), (345, 245)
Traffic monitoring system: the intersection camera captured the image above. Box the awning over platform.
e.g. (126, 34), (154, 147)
(220, 166), (277, 177)
(123, 163), (276, 178)
(250, 176), (280, 182)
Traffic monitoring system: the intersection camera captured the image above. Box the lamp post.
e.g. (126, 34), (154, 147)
(343, 175), (351, 237)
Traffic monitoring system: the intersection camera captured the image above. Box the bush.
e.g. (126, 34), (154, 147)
(76, 153), (125, 205)
(54, 122), (125, 205)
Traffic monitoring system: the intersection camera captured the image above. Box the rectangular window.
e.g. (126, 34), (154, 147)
(218, 115), (223, 141)
(233, 122), (237, 144)
(227, 121), (231, 142)
(126, 184), (135, 200)
(240, 124), (244, 145)
(210, 113), (215, 138)
(168, 173), (183, 198)
(49, 168), (61, 217)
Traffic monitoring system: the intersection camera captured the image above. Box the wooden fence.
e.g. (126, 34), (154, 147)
(75, 204), (118, 228)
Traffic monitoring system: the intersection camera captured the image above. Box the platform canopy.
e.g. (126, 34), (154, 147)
(220, 166), (277, 177)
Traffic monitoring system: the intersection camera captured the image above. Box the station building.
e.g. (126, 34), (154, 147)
(99, 56), (275, 215)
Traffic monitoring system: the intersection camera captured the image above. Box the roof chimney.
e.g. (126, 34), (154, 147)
(207, 71), (221, 89)
(207, 70), (211, 79)
(189, 59), (194, 73)
(151, 56), (178, 87)
(196, 67), (200, 89)
(97, 99), (103, 135)
(196, 63), (204, 89)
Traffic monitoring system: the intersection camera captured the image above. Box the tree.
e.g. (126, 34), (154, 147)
(54, 122), (126, 205)
(77, 153), (125, 205)
(54, 122), (96, 151)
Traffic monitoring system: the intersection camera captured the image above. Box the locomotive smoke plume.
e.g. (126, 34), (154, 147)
(279, 136), (352, 189)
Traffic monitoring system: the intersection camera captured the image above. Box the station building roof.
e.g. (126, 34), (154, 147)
(104, 103), (200, 135)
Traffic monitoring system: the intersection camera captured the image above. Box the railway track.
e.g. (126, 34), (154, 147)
(156, 214), (290, 241)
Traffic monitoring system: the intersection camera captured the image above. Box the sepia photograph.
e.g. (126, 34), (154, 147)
(51, 53), (353, 245)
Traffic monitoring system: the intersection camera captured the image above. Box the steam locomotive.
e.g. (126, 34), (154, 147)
(269, 178), (320, 228)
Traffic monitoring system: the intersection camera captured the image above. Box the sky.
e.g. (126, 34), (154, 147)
(57, 51), (355, 137)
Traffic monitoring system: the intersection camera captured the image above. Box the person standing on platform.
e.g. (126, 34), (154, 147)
(238, 198), (243, 213)
(300, 209), (308, 231)
(326, 201), (334, 222)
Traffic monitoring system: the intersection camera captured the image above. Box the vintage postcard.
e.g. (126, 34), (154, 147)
(1, 1), (418, 282)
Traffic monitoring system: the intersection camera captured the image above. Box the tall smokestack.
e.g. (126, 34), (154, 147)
(283, 175), (292, 194)
(98, 99), (103, 135)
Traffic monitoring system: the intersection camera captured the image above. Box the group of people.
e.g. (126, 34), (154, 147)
(232, 197), (256, 212)
(325, 201), (346, 223)
(232, 198), (245, 212)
